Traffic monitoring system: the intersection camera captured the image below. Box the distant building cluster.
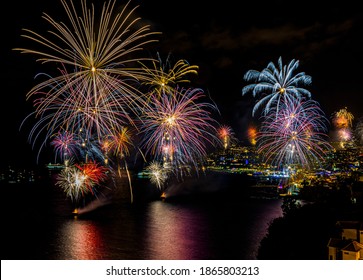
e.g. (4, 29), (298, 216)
(207, 142), (363, 200)
(207, 145), (261, 172)
(208, 143), (363, 177)
(0, 166), (36, 184)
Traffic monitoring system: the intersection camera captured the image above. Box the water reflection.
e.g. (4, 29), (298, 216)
(145, 201), (210, 259)
(52, 198), (282, 260)
(2, 178), (283, 260)
(144, 198), (283, 260)
(57, 218), (104, 259)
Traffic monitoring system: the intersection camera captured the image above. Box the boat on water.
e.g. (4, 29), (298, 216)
(136, 170), (152, 179)
(46, 163), (65, 170)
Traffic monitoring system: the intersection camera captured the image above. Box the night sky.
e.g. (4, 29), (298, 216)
(1, 0), (363, 168)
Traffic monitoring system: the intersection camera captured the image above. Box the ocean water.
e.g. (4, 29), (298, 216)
(1, 171), (282, 260)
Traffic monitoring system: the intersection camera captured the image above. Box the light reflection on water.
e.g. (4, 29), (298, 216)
(2, 174), (283, 260)
(54, 198), (282, 260)
(58, 219), (104, 260)
(145, 202), (211, 260)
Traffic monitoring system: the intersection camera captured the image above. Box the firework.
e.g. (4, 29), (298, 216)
(76, 161), (108, 186)
(247, 125), (257, 146)
(104, 126), (135, 202)
(21, 68), (141, 165)
(331, 107), (355, 148)
(242, 57), (312, 117)
(105, 126), (133, 159)
(146, 161), (169, 190)
(257, 98), (332, 168)
(337, 128), (352, 142)
(56, 166), (90, 202)
(56, 161), (107, 202)
(218, 125), (237, 149)
(140, 52), (199, 98)
(139, 87), (219, 175)
(16, 0), (160, 151)
(50, 130), (78, 163)
(333, 107), (354, 128)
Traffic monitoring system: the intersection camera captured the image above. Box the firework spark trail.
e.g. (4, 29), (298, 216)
(146, 161), (169, 190)
(23, 68), (140, 159)
(333, 107), (354, 128)
(247, 125), (257, 146)
(242, 57), (312, 117)
(257, 98), (332, 168)
(56, 166), (91, 202)
(50, 130), (78, 162)
(56, 161), (108, 203)
(105, 126), (133, 158)
(16, 0), (160, 151)
(104, 126), (135, 202)
(140, 52), (199, 98)
(331, 107), (354, 147)
(77, 161), (108, 194)
(139, 87), (219, 175)
(218, 125), (237, 149)
(337, 128), (352, 142)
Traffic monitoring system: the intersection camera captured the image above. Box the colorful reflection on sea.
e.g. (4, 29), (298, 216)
(145, 201), (211, 259)
(57, 219), (105, 259)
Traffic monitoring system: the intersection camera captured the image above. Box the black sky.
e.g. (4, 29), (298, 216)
(1, 0), (363, 168)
